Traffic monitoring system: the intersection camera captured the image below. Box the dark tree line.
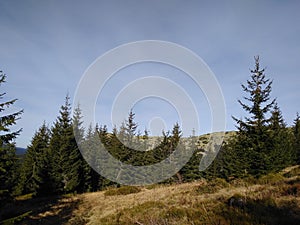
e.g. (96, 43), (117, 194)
(17, 96), (102, 195)
(16, 103), (188, 195)
(1, 56), (300, 199)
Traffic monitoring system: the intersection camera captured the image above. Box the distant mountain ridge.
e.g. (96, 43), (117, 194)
(12, 131), (236, 156)
(16, 147), (27, 155)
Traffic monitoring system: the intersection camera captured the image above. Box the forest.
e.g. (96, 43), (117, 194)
(0, 57), (300, 223)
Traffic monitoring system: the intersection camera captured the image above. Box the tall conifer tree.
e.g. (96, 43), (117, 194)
(0, 71), (23, 200)
(293, 113), (300, 164)
(18, 122), (51, 196)
(231, 56), (276, 177)
(49, 95), (82, 193)
(268, 103), (295, 170)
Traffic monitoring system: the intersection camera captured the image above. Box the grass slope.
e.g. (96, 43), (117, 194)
(73, 166), (300, 224)
(1, 166), (300, 225)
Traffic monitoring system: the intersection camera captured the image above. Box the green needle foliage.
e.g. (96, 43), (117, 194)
(17, 122), (51, 196)
(48, 95), (84, 194)
(293, 113), (300, 164)
(3, 56), (299, 199)
(0, 71), (23, 202)
(224, 56), (296, 178)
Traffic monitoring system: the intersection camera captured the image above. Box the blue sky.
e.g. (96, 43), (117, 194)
(0, 0), (299, 148)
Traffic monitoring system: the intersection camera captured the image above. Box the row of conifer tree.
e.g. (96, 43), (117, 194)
(0, 56), (300, 200)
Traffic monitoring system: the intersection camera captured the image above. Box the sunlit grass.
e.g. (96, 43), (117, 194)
(73, 165), (300, 225)
(1, 165), (299, 225)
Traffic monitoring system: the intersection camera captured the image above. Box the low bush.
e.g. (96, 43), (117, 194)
(257, 173), (285, 185)
(196, 178), (230, 194)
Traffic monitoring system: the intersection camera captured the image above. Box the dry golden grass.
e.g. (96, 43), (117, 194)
(2, 166), (299, 224)
(70, 166), (300, 225)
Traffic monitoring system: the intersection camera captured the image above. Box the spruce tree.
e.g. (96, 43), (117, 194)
(231, 56), (276, 177)
(0, 71), (23, 201)
(293, 113), (300, 164)
(81, 124), (103, 191)
(48, 115), (64, 193)
(124, 109), (138, 150)
(125, 109), (138, 140)
(73, 105), (84, 146)
(73, 107), (103, 192)
(71, 105), (86, 193)
(179, 130), (205, 182)
(170, 123), (183, 183)
(268, 103), (294, 170)
(110, 110), (139, 164)
(17, 122), (51, 196)
(49, 95), (82, 194)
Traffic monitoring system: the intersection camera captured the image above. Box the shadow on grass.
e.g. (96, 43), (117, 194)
(222, 197), (300, 225)
(0, 195), (80, 225)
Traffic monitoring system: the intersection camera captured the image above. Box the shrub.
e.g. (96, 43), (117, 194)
(196, 178), (229, 194)
(257, 173), (285, 185)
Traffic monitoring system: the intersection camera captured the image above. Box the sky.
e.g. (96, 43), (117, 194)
(0, 0), (299, 148)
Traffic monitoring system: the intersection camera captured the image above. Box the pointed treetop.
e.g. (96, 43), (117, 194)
(233, 56), (275, 131)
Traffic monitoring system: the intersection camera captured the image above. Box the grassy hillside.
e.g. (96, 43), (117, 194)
(138, 131), (236, 151)
(71, 166), (300, 225)
(2, 165), (299, 225)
